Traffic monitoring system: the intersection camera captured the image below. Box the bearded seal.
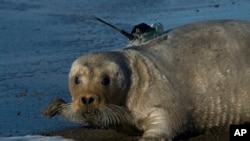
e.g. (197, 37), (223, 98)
(43, 20), (250, 140)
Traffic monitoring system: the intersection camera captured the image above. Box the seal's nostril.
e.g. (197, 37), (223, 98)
(89, 97), (94, 104)
(81, 96), (95, 105)
(81, 97), (87, 104)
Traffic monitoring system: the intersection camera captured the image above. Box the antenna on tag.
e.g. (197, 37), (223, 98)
(93, 16), (135, 41)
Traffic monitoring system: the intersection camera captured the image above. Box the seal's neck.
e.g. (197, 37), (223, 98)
(123, 50), (156, 105)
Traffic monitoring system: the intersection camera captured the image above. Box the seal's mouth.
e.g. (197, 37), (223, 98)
(42, 97), (132, 127)
(62, 103), (132, 127)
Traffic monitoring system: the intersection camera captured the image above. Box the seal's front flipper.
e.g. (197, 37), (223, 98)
(42, 97), (67, 118)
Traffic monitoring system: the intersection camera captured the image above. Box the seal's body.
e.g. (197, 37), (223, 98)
(43, 20), (250, 140)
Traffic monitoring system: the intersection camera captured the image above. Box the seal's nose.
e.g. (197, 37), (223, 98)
(81, 95), (95, 105)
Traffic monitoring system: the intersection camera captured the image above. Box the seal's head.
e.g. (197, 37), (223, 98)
(67, 52), (132, 126)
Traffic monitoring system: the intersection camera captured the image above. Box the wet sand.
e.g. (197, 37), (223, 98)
(46, 127), (229, 141)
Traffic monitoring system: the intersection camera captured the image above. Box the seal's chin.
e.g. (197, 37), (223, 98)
(63, 103), (132, 127)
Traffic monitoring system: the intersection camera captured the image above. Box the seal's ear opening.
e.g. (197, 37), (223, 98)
(93, 16), (135, 40)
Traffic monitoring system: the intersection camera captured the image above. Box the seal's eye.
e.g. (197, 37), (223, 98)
(74, 76), (81, 85)
(101, 76), (110, 86)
